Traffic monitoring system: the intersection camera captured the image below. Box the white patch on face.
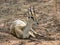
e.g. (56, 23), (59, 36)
(13, 19), (27, 26)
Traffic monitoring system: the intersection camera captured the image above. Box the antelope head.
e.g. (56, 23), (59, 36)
(27, 6), (39, 25)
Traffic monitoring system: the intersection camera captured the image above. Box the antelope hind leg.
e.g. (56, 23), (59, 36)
(14, 26), (23, 38)
(10, 24), (16, 34)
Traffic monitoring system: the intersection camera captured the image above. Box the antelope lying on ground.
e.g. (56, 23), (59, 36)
(10, 6), (40, 38)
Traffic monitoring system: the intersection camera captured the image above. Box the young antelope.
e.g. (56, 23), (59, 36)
(10, 6), (39, 38)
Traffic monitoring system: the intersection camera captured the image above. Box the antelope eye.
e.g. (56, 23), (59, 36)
(31, 17), (33, 19)
(31, 17), (34, 20)
(28, 16), (34, 20)
(28, 16), (33, 18)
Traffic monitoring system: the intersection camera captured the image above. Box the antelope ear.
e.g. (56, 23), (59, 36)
(28, 7), (32, 16)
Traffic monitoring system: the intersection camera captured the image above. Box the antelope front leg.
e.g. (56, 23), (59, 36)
(31, 28), (38, 34)
(23, 26), (31, 38)
(24, 28), (36, 38)
(27, 31), (36, 38)
(31, 28), (43, 36)
(23, 24), (34, 38)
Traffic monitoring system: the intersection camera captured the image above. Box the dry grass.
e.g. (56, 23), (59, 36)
(0, 0), (60, 45)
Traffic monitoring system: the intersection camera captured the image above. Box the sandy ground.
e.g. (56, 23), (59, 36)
(0, 0), (60, 45)
(0, 32), (60, 45)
